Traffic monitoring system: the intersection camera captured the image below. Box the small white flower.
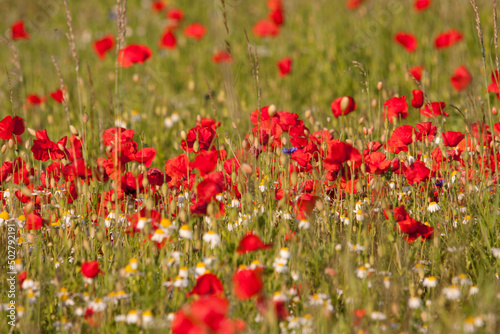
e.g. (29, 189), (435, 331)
(408, 296), (422, 309)
(370, 311), (387, 321)
(469, 286), (479, 295)
(442, 286), (461, 300)
(279, 248), (291, 259)
(151, 229), (168, 243)
(179, 225), (193, 239)
(427, 202), (440, 213)
(422, 276), (438, 288)
(491, 248), (500, 258)
(126, 310), (140, 324)
(164, 116), (174, 128)
(202, 231), (221, 249)
(355, 266), (368, 279)
(88, 298), (107, 312)
(298, 220), (310, 229)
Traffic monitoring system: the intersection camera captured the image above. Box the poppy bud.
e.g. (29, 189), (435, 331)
(268, 104), (277, 116)
(371, 99), (377, 109)
(70, 125), (79, 136)
(411, 89), (424, 108)
(304, 109), (312, 118)
(340, 96), (350, 111)
(180, 131), (187, 140)
(1, 144), (7, 154)
(377, 81), (383, 90)
(8, 139), (15, 149)
(493, 107), (498, 115)
(359, 117), (364, 125)
(82, 112), (89, 123)
(241, 163), (253, 175)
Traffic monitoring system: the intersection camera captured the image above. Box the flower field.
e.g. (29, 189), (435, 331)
(2, 0), (500, 332)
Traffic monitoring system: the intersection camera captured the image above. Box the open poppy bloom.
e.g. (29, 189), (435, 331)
(233, 268), (263, 300)
(414, 0), (431, 11)
(151, 1), (167, 12)
(184, 23), (206, 40)
(93, 35), (115, 59)
(346, 0), (364, 9)
(118, 44), (152, 67)
(11, 20), (29, 40)
(159, 29), (176, 49)
(434, 29), (463, 49)
(213, 51), (232, 63)
(237, 234), (272, 254)
(409, 65), (424, 81)
(442, 131), (465, 147)
(167, 8), (184, 21)
(187, 273), (224, 297)
(26, 94), (46, 105)
(450, 65), (472, 91)
(394, 32), (418, 53)
(0, 115), (25, 140)
(81, 261), (103, 279)
(420, 102), (449, 117)
(384, 96), (409, 122)
(253, 20), (280, 37)
(50, 89), (65, 103)
(277, 57), (292, 77)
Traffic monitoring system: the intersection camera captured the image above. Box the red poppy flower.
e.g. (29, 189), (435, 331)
(420, 102), (449, 117)
(411, 89), (424, 108)
(404, 160), (430, 185)
(0, 115), (25, 140)
(442, 131), (465, 147)
(184, 23), (206, 40)
(365, 152), (391, 174)
(93, 35), (115, 59)
(415, 122), (437, 141)
(50, 89), (65, 103)
(385, 125), (416, 154)
(277, 57), (292, 77)
(237, 234), (272, 254)
(323, 140), (362, 171)
(331, 96), (357, 118)
(118, 44), (152, 67)
(190, 150), (220, 176)
(394, 32), (418, 53)
(384, 96), (408, 122)
(11, 20), (29, 40)
(187, 273), (224, 298)
(253, 20), (280, 37)
(414, 0), (431, 11)
(165, 153), (190, 185)
(212, 51), (232, 63)
(152, 1), (167, 12)
(269, 8), (284, 26)
(233, 268), (263, 300)
(409, 65), (424, 81)
(81, 261), (103, 278)
(31, 130), (68, 161)
(27, 94), (46, 105)
(26, 213), (43, 230)
(434, 29), (463, 49)
(450, 65), (472, 91)
(488, 71), (500, 99)
(159, 29), (177, 50)
(167, 8), (184, 21)
(346, 0), (364, 9)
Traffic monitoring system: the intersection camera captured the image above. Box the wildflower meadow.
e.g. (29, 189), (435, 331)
(2, 0), (500, 332)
